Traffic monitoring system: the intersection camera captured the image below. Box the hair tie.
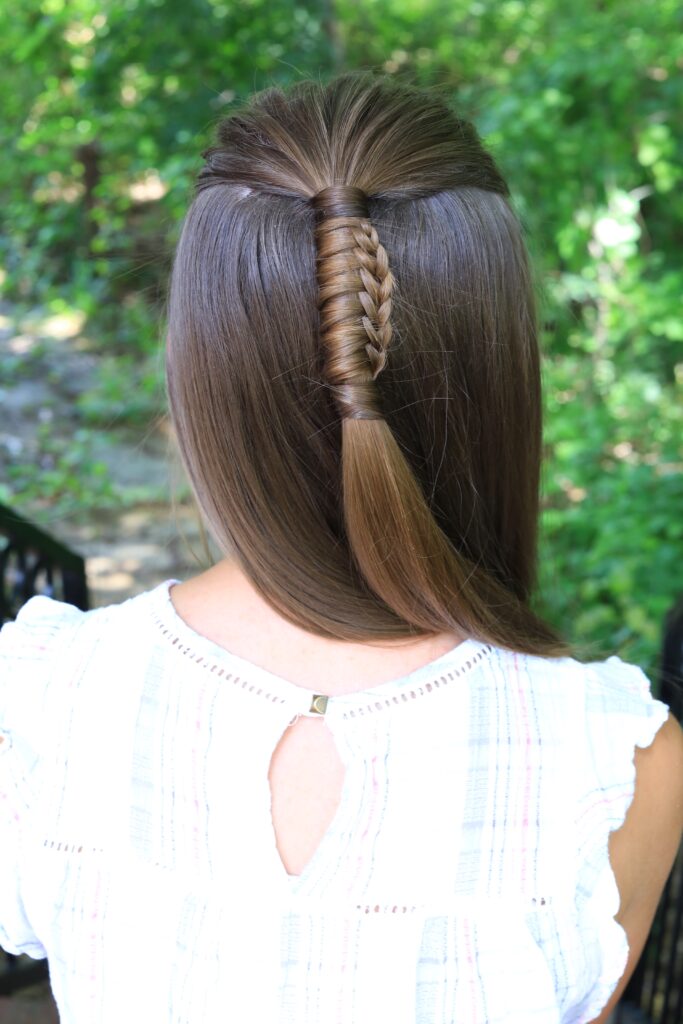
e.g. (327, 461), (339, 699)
(312, 185), (370, 220)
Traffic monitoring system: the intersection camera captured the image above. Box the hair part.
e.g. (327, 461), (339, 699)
(166, 70), (570, 657)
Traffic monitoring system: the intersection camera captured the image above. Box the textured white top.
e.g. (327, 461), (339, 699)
(0, 579), (670, 1024)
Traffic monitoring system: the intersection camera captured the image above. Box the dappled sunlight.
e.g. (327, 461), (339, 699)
(128, 171), (168, 202)
(34, 310), (87, 340)
(7, 335), (37, 355)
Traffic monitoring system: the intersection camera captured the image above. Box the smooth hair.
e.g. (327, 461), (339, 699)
(166, 70), (571, 657)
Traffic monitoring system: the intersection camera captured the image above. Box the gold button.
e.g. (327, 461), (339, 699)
(309, 694), (328, 715)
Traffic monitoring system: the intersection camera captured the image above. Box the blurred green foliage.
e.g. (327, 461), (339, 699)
(0, 0), (681, 672)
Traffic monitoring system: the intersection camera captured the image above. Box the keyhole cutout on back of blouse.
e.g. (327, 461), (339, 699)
(267, 714), (347, 879)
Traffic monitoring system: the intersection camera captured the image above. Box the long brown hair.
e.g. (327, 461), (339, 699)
(166, 71), (570, 657)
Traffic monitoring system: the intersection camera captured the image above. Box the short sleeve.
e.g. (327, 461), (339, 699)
(573, 655), (671, 1023)
(0, 595), (85, 957)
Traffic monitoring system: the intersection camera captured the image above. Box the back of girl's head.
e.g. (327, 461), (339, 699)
(166, 70), (570, 656)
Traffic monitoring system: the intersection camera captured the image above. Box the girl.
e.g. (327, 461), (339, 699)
(1, 71), (682, 1023)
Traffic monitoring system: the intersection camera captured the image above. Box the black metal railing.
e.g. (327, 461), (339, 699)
(616, 597), (683, 1024)
(0, 502), (88, 996)
(0, 502), (88, 624)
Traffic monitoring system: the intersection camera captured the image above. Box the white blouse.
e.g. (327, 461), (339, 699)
(0, 579), (670, 1023)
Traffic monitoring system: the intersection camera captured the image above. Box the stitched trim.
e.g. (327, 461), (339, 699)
(348, 894), (559, 916)
(357, 903), (419, 915)
(147, 586), (494, 716)
(42, 838), (103, 854)
(356, 901), (552, 917)
(148, 607), (290, 708)
(339, 646), (493, 718)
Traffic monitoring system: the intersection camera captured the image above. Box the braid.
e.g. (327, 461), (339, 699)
(353, 220), (394, 380)
(313, 186), (395, 420)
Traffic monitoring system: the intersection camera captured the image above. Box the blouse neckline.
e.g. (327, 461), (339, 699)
(147, 578), (494, 717)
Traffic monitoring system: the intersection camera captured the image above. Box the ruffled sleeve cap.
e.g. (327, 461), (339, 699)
(574, 655), (670, 1023)
(0, 595), (85, 956)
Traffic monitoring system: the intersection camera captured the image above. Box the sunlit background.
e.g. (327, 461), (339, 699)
(1, 0), (681, 675)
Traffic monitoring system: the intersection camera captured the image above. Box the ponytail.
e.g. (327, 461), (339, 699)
(312, 183), (565, 653)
